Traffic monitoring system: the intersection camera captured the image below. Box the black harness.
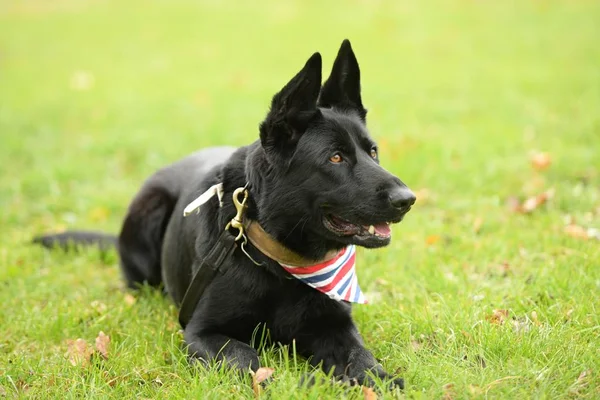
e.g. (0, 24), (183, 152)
(178, 185), (249, 328)
(178, 229), (237, 328)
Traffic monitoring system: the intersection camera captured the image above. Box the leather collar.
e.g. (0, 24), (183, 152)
(244, 220), (339, 267)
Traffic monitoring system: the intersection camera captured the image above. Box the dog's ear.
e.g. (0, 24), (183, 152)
(259, 52), (322, 164)
(318, 39), (367, 121)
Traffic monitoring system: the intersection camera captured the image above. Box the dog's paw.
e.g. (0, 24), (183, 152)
(389, 376), (404, 390)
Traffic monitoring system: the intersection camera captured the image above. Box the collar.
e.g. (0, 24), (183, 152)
(245, 220), (367, 304)
(244, 220), (339, 266)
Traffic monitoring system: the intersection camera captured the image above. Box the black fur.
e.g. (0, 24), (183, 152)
(35, 40), (416, 390)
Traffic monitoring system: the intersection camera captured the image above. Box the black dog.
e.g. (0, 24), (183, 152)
(35, 40), (415, 389)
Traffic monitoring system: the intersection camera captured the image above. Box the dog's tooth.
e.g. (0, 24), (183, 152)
(368, 225), (375, 234)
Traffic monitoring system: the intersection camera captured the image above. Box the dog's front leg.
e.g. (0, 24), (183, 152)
(299, 324), (404, 390)
(184, 329), (260, 373)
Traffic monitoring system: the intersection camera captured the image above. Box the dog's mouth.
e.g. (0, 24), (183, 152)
(323, 214), (392, 240)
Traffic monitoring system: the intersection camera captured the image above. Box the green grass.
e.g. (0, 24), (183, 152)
(1, 0), (599, 398)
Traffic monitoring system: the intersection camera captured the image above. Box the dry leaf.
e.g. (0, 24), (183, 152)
(124, 293), (136, 306)
(472, 217), (483, 234)
(425, 234), (441, 245)
(251, 367), (274, 397)
(509, 189), (554, 214)
(362, 386), (378, 400)
(67, 338), (92, 366)
(486, 309), (509, 325)
(521, 190), (553, 213)
(576, 369), (591, 384)
(442, 383), (455, 400)
(95, 331), (110, 359)
(564, 224), (600, 240)
(530, 152), (552, 171)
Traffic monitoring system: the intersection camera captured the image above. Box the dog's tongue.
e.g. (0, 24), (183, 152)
(373, 223), (391, 236)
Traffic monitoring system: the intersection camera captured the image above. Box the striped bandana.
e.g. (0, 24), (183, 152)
(279, 245), (366, 304)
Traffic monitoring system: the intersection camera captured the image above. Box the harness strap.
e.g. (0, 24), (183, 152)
(178, 229), (237, 328)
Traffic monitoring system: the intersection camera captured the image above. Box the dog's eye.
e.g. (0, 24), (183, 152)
(330, 153), (343, 163)
(370, 148), (378, 159)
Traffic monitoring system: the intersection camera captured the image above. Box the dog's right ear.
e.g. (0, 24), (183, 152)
(259, 52), (322, 164)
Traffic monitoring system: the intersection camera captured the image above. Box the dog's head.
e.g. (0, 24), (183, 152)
(255, 40), (415, 255)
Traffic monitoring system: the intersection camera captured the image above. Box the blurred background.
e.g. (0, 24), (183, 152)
(1, 0), (599, 397)
(1, 0), (598, 234)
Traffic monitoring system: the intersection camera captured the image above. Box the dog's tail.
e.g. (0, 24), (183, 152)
(33, 231), (117, 252)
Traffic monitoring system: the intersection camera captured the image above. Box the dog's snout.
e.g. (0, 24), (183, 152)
(388, 187), (416, 209)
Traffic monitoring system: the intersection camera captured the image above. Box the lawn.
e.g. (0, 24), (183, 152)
(1, 0), (599, 398)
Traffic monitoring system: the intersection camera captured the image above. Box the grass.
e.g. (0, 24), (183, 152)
(1, 0), (599, 398)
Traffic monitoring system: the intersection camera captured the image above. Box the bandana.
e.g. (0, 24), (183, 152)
(279, 245), (366, 304)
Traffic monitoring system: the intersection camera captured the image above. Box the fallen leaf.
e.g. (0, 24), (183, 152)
(575, 369), (592, 385)
(472, 217), (483, 234)
(486, 309), (509, 325)
(124, 293), (136, 306)
(67, 338), (92, 366)
(362, 386), (378, 400)
(530, 152), (552, 171)
(95, 331), (110, 359)
(521, 190), (553, 213)
(251, 367), (274, 397)
(564, 224), (600, 240)
(442, 383), (455, 400)
(564, 224), (587, 239)
(425, 234), (441, 245)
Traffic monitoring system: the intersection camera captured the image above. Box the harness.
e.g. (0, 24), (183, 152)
(178, 186), (249, 328)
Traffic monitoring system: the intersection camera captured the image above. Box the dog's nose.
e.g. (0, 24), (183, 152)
(389, 187), (416, 209)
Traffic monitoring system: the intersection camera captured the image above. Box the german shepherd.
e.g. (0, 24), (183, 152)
(35, 39), (415, 389)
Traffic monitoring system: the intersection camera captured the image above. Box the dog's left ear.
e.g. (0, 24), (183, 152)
(260, 52), (322, 164)
(318, 39), (367, 121)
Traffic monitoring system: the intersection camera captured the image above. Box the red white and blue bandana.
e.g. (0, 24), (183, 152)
(279, 245), (366, 304)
